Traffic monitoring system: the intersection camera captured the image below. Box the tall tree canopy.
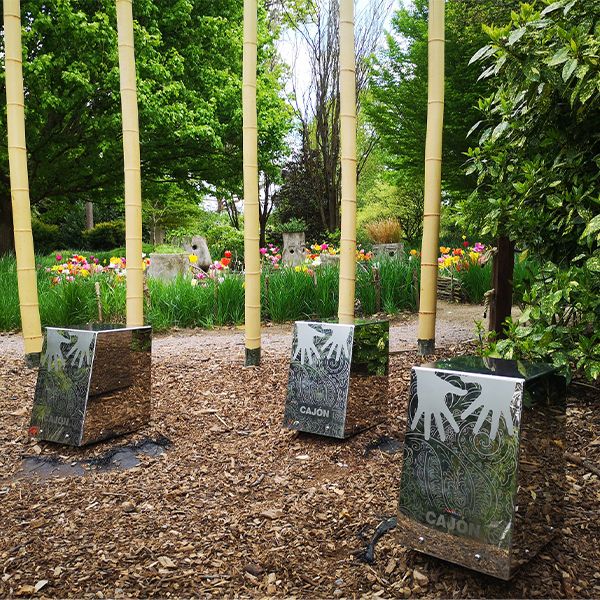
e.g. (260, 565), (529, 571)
(365, 0), (517, 197)
(0, 0), (289, 252)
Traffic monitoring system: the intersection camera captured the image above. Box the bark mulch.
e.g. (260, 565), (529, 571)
(0, 345), (598, 599)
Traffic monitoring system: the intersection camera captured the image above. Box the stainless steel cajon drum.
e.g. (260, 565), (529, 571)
(283, 319), (389, 438)
(397, 356), (566, 579)
(29, 325), (152, 446)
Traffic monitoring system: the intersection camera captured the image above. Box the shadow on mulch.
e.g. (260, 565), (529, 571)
(11, 435), (171, 481)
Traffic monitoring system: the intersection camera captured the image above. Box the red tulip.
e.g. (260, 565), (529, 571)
(224, 250), (232, 258)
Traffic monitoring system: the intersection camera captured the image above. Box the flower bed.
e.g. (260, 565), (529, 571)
(46, 253), (150, 284)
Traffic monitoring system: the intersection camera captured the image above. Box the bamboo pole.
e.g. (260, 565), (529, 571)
(4, 0), (43, 357)
(337, 0), (357, 325)
(417, 0), (445, 355)
(116, 0), (144, 327)
(243, 0), (261, 365)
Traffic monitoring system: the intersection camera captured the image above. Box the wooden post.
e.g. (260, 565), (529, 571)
(417, 0), (445, 355)
(488, 236), (515, 338)
(372, 264), (381, 313)
(337, 0), (357, 325)
(4, 0), (43, 357)
(243, 0), (261, 365)
(116, 0), (144, 327)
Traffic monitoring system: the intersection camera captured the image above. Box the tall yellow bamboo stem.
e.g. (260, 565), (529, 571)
(417, 0), (445, 355)
(243, 0), (261, 365)
(337, 0), (357, 325)
(4, 0), (43, 356)
(116, 0), (144, 327)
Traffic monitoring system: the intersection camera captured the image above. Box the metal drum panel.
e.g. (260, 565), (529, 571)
(509, 373), (566, 577)
(30, 325), (151, 447)
(283, 320), (389, 438)
(283, 321), (354, 438)
(397, 357), (566, 580)
(82, 327), (152, 445)
(345, 320), (389, 436)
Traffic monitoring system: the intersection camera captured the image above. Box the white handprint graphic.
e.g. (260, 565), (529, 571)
(292, 323), (325, 366)
(321, 326), (352, 362)
(41, 330), (71, 371)
(461, 378), (516, 440)
(411, 370), (468, 441)
(65, 331), (96, 368)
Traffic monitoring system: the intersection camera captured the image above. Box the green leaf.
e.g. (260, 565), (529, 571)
(540, 2), (563, 17)
(469, 44), (494, 65)
(581, 214), (600, 239)
(507, 27), (526, 46)
(491, 121), (509, 142)
(562, 58), (578, 81)
(547, 47), (570, 66)
(585, 256), (600, 272)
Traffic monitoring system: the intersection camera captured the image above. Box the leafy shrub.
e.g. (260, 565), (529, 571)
(276, 217), (307, 233)
(82, 221), (126, 250)
(32, 219), (62, 253)
(202, 221), (244, 264)
(487, 262), (600, 382)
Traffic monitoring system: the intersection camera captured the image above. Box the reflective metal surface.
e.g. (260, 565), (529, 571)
(30, 325), (152, 446)
(283, 319), (389, 438)
(397, 356), (565, 579)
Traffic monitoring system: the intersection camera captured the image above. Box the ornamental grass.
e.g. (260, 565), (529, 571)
(365, 218), (402, 244)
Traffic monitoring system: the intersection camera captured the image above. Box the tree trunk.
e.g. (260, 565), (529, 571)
(0, 195), (15, 255)
(151, 226), (165, 245)
(85, 201), (94, 229)
(488, 235), (515, 338)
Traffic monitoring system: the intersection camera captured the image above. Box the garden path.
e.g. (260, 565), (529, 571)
(0, 300), (499, 358)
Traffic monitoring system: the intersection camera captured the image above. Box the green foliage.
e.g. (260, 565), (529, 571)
(352, 320), (390, 376)
(487, 262), (600, 381)
(461, 0), (600, 380)
(168, 211), (244, 261)
(142, 186), (203, 239)
(0, 255), (20, 330)
(358, 179), (424, 244)
(276, 218), (307, 233)
(202, 219), (245, 262)
(378, 259), (420, 313)
(365, 0), (516, 197)
(152, 244), (183, 254)
(82, 221), (126, 250)
(274, 148), (328, 240)
(0, 0), (288, 251)
(0, 255), (422, 333)
(455, 264), (492, 304)
(31, 219), (62, 254)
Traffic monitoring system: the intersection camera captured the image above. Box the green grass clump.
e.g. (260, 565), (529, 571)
(0, 255), (20, 330)
(455, 263), (492, 304)
(0, 253), (433, 333)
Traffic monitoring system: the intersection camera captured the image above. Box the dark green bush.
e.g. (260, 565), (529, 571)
(203, 221), (244, 263)
(32, 219), (62, 253)
(82, 221), (126, 250)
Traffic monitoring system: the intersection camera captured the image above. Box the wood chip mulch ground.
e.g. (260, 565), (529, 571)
(1, 344), (599, 599)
